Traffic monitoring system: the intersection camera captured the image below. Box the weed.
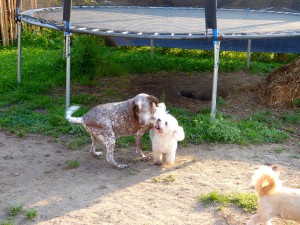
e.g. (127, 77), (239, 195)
(3, 204), (38, 224)
(199, 107), (211, 114)
(17, 130), (25, 138)
(69, 136), (90, 150)
(290, 155), (300, 159)
(4, 156), (13, 160)
(0, 220), (14, 225)
(8, 204), (24, 217)
(217, 96), (225, 106)
(190, 113), (290, 144)
(250, 111), (282, 128)
(25, 209), (38, 220)
(127, 169), (138, 175)
(292, 99), (300, 107)
(116, 136), (135, 148)
(281, 110), (300, 125)
(163, 175), (176, 183)
(152, 177), (161, 183)
(198, 191), (228, 206)
(197, 191), (257, 213)
(274, 147), (288, 154)
(64, 160), (80, 169)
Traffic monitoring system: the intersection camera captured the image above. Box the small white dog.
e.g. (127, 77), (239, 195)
(247, 165), (300, 225)
(149, 103), (185, 165)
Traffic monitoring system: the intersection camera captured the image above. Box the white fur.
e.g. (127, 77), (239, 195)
(247, 166), (300, 225)
(149, 103), (185, 165)
(65, 105), (83, 124)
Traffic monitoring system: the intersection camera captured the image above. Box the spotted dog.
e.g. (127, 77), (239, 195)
(66, 93), (159, 169)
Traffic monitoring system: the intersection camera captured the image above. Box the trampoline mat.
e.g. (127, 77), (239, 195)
(23, 7), (300, 36)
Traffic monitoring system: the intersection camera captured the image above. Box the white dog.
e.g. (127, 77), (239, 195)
(247, 165), (300, 225)
(149, 103), (185, 165)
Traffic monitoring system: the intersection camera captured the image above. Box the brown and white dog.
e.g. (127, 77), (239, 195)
(66, 93), (159, 169)
(247, 166), (300, 225)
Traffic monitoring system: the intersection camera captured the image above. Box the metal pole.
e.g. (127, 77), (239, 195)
(17, 21), (22, 83)
(150, 39), (154, 60)
(210, 40), (220, 122)
(65, 32), (71, 109)
(63, 0), (72, 110)
(16, 0), (21, 83)
(247, 39), (251, 68)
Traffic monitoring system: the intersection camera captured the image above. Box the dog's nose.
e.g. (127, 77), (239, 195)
(157, 118), (161, 122)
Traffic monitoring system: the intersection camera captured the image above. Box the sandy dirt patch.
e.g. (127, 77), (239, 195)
(0, 130), (299, 225)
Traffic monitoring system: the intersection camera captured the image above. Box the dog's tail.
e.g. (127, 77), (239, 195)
(65, 106), (83, 124)
(251, 166), (282, 197)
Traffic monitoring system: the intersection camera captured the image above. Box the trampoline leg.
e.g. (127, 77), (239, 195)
(65, 34), (71, 109)
(17, 21), (22, 83)
(247, 39), (251, 68)
(210, 41), (220, 122)
(150, 39), (154, 60)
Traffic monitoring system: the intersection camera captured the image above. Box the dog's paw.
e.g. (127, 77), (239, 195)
(94, 151), (103, 157)
(141, 156), (149, 162)
(116, 164), (129, 169)
(154, 161), (162, 166)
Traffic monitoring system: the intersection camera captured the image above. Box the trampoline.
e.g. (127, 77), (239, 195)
(20, 6), (300, 39)
(15, 0), (300, 120)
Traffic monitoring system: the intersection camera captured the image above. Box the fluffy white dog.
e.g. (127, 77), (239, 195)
(149, 103), (185, 165)
(247, 165), (300, 225)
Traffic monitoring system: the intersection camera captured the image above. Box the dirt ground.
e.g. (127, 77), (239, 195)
(1, 72), (300, 225)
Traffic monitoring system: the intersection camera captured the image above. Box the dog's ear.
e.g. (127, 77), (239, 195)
(173, 126), (185, 141)
(147, 95), (159, 106)
(148, 95), (159, 114)
(129, 99), (139, 119)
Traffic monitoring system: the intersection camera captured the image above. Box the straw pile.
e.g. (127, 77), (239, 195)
(259, 57), (300, 107)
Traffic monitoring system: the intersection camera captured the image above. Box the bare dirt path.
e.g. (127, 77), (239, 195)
(1, 130), (299, 225)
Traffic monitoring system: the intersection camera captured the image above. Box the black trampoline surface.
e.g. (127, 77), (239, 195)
(20, 6), (300, 38)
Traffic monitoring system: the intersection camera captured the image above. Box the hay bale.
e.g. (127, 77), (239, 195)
(259, 57), (300, 107)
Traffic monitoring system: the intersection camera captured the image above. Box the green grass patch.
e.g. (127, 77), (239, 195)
(170, 108), (291, 145)
(64, 160), (81, 169)
(281, 110), (300, 125)
(0, 29), (298, 147)
(8, 204), (24, 217)
(197, 191), (257, 213)
(274, 146), (288, 154)
(2, 203), (38, 224)
(0, 220), (14, 225)
(25, 209), (38, 220)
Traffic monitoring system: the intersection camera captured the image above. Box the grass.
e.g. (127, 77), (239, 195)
(151, 174), (176, 183)
(1, 203), (38, 224)
(170, 108), (292, 145)
(0, 220), (14, 225)
(197, 191), (257, 213)
(163, 174), (176, 183)
(0, 28), (299, 148)
(64, 160), (81, 169)
(25, 209), (38, 220)
(274, 146), (288, 154)
(8, 204), (24, 217)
